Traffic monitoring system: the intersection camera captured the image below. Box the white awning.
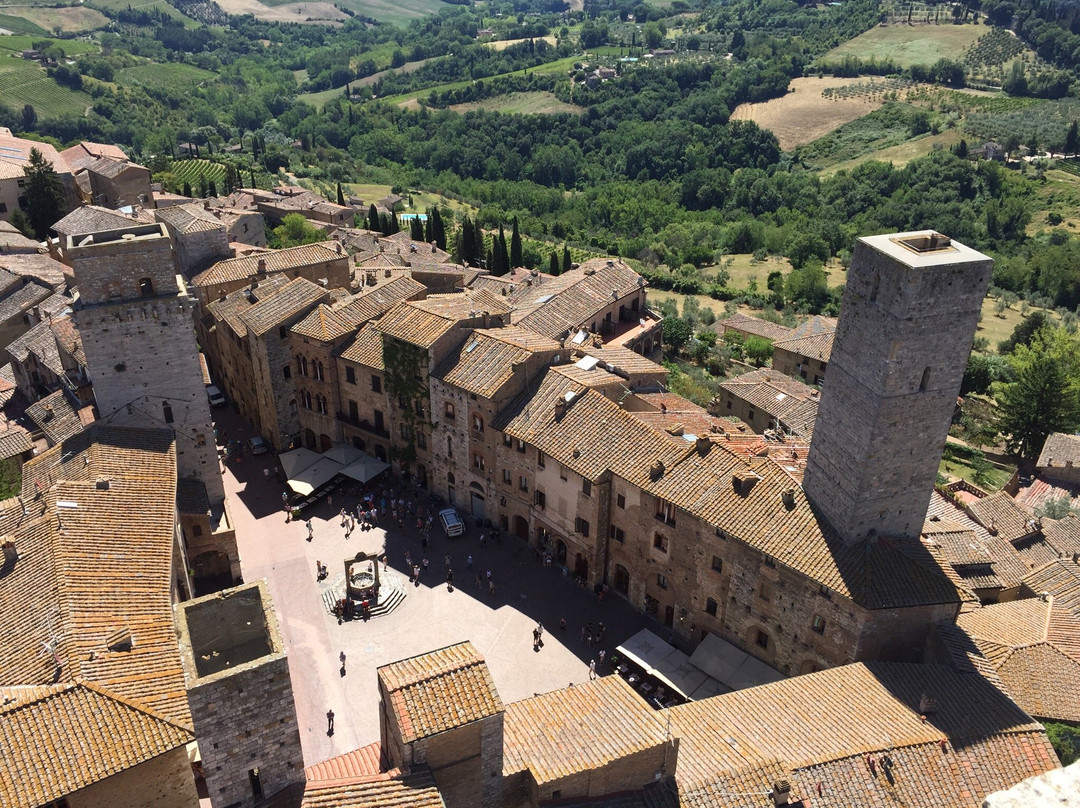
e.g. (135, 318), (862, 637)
(323, 443), (366, 465)
(287, 456), (342, 496)
(278, 447), (323, 478)
(688, 632), (783, 691)
(339, 455), (390, 484)
(650, 648), (708, 700)
(616, 629), (675, 673)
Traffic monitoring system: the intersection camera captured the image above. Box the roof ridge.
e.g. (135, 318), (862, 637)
(71, 679), (196, 733)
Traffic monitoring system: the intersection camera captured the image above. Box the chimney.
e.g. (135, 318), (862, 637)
(781, 488), (796, 509)
(695, 435), (710, 455)
(1, 540), (17, 565)
(555, 399), (567, 418)
(649, 460), (665, 481)
(771, 780), (791, 807)
(732, 471), (760, 496)
(95, 477), (110, 490)
(43, 406), (53, 422)
(336, 243), (342, 255)
(918, 692), (938, 714)
(203, 199), (211, 210)
(988, 518), (998, 536)
(257, 258), (267, 276)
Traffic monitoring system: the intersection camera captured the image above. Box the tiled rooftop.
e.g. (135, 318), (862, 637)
(668, 661), (1057, 808)
(1037, 432), (1080, 472)
(434, 327), (562, 399)
(26, 390), (85, 444)
(192, 241), (345, 287)
(377, 642), (502, 744)
(772, 330), (835, 364)
(0, 681), (194, 808)
(503, 676), (669, 785)
(301, 767), (443, 808)
(966, 491), (1040, 543)
(51, 205), (153, 238)
(239, 276), (326, 337)
(712, 311), (794, 342)
(291, 276), (424, 342)
(339, 323), (385, 370)
(514, 259), (644, 339)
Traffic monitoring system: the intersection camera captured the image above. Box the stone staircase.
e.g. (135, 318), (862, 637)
(321, 569), (407, 618)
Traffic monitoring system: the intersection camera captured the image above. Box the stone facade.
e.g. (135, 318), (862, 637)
(804, 232), (993, 545)
(336, 337), (392, 462)
(66, 222), (224, 503)
(175, 581), (304, 808)
(68, 746), (200, 808)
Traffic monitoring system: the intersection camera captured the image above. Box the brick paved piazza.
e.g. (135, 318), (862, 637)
(217, 410), (663, 767)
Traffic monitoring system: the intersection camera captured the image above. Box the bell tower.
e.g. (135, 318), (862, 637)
(803, 231), (993, 544)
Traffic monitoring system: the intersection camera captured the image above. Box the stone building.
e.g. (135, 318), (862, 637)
(336, 322), (393, 462)
(190, 241), (349, 309)
(290, 275), (424, 451)
(770, 315), (836, 385)
(715, 367), (819, 439)
(429, 326), (565, 520)
(78, 157), (153, 209)
(0, 128), (77, 223)
(804, 231), (993, 545)
(155, 202), (233, 276)
(377, 642), (505, 808)
(175, 580), (304, 808)
(1036, 432), (1080, 487)
(63, 220), (239, 590)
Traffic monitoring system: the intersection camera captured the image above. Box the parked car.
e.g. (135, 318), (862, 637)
(439, 508), (464, 537)
(248, 435), (269, 455)
(206, 384), (226, 408)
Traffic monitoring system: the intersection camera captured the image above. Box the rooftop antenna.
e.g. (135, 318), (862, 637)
(38, 615), (63, 678)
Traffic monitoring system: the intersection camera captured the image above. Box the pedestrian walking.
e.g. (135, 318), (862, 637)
(467, 554), (473, 569)
(370, 507), (378, 524)
(315, 559), (321, 580)
(486, 569), (492, 582)
(598, 649), (606, 667)
(444, 553), (452, 568)
(306, 520), (313, 541)
(413, 564), (421, 581)
(580, 624), (586, 642)
(597, 621), (606, 641)
(536, 622), (544, 640)
(340, 508), (347, 527)
(422, 557), (429, 574)
(560, 617), (567, 631)
(475, 571), (482, 589)
(447, 568), (454, 590)
(339, 651), (347, 675)
(589, 659), (597, 680)
(532, 627), (540, 652)
(326, 709), (335, 735)
(282, 491), (289, 509)
(488, 578), (496, 595)
(405, 550), (412, 567)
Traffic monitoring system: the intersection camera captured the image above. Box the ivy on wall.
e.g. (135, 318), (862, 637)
(382, 335), (429, 470)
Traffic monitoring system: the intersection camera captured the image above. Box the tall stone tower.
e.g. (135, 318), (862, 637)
(803, 231), (993, 544)
(67, 221), (224, 502)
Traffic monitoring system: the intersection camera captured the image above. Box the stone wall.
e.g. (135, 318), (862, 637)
(336, 354), (391, 462)
(535, 743), (674, 804)
(69, 746), (199, 808)
(291, 330), (344, 450)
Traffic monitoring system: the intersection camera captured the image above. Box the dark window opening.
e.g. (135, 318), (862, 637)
(920, 366), (931, 392)
(706, 597), (718, 616)
(249, 768), (264, 800)
(138, 277), (154, 297)
(755, 630), (769, 649)
(162, 403), (173, 424)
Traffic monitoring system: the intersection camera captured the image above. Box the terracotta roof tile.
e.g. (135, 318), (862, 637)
(712, 312), (794, 342)
(1024, 560), (1080, 617)
(377, 292), (509, 349)
(26, 390), (85, 444)
(339, 323), (384, 370)
(239, 277), (326, 337)
(434, 327), (562, 399)
(503, 677), (669, 784)
(301, 768), (443, 808)
(205, 273), (291, 338)
(1036, 432), (1080, 472)
(377, 642), (502, 744)
(966, 491), (1039, 543)
(514, 259), (643, 339)
(578, 345), (667, 377)
(0, 681), (193, 808)
(0, 425), (32, 459)
(192, 241), (345, 287)
(51, 206), (153, 238)
(291, 277), (424, 341)
(772, 331), (834, 364)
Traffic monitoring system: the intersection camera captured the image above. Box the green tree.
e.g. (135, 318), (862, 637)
(22, 148), (67, 240)
(562, 245), (572, 274)
(549, 251), (560, 275)
(1066, 121), (1079, 157)
(743, 336), (773, 367)
(367, 203), (379, 231)
(510, 217), (522, 268)
(994, 327), (1080, 460)
(270, 213), (325, 249)
(998, 310), (1051, 354)
(7, 207), (34, 240)
(20, 104), (36, 132)
(337, 182), (345, 206)
(662, 317), (692, 353)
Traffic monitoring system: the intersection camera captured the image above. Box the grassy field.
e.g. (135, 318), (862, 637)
(222, 0), (449, 26)
(116, 62), (215, 91)
(822, 22), (986, 68)
(1030, 168), (1080, 232)
(9, 5), (109, 33)
(0, 57), (91, 116)
(449, 91), (583, 115)
(0, 12), (47, 34)
(86, 0), (199, 25)
(297, 85), (347, 109)
(732, 76), (890, 151)
(938, 455), (1014, 491)
(816, 124), (961, 174)
(0, 34), (98, 55)
(378, 55), (579, 106)
(482, 35), (557, 51)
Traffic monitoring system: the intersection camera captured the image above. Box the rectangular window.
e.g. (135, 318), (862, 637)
(747, 408), (756, 421)
(503, 469), (512, 484)
(445, 401), (455, 419)
(283, 365), (291, 379)
(473, 415), (484, 432)
(656, 498), (676, 525)
(758, 581), (771, 602)
(349, 400), (359, 421)
(398, 396), (408, 410)
(346, 367), (356, 385)
(725, 400), (732, 410)
(657, 574), (667, 589)
(560, 465), (568, 481)
(519, 476), (528, 492)
(819, 585), (832, 600)
(279, 326), (287, 340)
(711, 555), (723, 573)
(537, 450), (545, 468)
(763, 555), (776, 568)
(705, 597), (718, 616)
(616, 493), (625, 509)
(417, 432), (426, 449)
(812, 615), (826, 635)
(400, 424), (412, 440)
(582, 479), (592, 497)
(755, 630), (769, 649)
(653, 533), (668, 553)
(516, 439), (526, 454)
(535, 490), (546, 509)
(473, 453), (485, 471)
(609, 525), (624, 543)
(502, 432), (512, 447)
(415, 400), (424, 418)
(575, 517), (590, 537)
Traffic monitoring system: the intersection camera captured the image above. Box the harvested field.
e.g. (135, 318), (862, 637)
(9, 5), (109, 32)
(731, 76), (887, 151)
(482, 35), (557, 51)
(449, 91), (583, 115)
(212, 0), (347, 24)
(822, 22), (985, 68)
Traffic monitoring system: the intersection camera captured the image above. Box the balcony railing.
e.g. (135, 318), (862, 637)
(337, 412), (389, 439)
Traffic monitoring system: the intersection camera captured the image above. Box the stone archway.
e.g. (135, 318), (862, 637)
(613, 564), (630, 595)
(304, 429), (316, 450)
(319, 433), (332, 452)
(514, 515), (529, 540)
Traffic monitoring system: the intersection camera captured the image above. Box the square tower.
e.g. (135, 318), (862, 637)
(175, 580), (304, 807)
(803, 231), (993, 544)
(66, 222), (224, 503)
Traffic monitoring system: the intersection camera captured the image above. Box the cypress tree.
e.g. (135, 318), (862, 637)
(249, 169), (256, 188)
(21, 148), (66, 240)
(432, 207), (446, 250)
(336, 182), (345, 206)
(510, 217), (522, 268)
(494, 226), (510, 277)
(424, 207), (434, 242)
(368, 203), (379, 231)
(208, 179), (217, 197)
(562, 245), (572, 273)
(183, 181), (192, 198)
(549, 251), (560, 275)
(410, 216), (424, 240)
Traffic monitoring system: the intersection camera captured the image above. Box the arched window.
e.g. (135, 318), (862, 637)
(920, 366), (931, 392)
(447, 472), (455, 484)
(162, 402), (173, 424)
(289, 399), (297, 415)
(315, 362), (324, 381)
(139, 277), (154, 297)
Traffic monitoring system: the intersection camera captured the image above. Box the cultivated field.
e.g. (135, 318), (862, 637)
(1031, 168), (1080, 233)
(117, 62), (215, 91)
(731, 76), (889, 151)
(450, 91), (583, 115)
(8, 5), (109, 33)
(87, 0), (199, 25)
(0, 34), (98, 55)
(212, 0), (347, 25)
(482, 35), (558, 51)
(168, 159), (227, 189)
(0, 57), (91, 117)
(822, 22), (985, 68)
(818, 127), (961, 175)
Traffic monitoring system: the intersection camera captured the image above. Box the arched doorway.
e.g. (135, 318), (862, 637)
(469, 482), (485, 519)
(319, 433), (332, 451)
(416, 465), (427, 488)
(514, 515), (529, 540)
(555, 540), (567, 564)
(574, 553), (589, 581)
(304, 429), (316, 450)
(613, 564), (629, 595)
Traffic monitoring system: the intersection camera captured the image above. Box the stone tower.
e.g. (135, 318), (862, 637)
(175, 580), (304, 807)
(803, 231), (993, 544)
(67, 221), (224, 502)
